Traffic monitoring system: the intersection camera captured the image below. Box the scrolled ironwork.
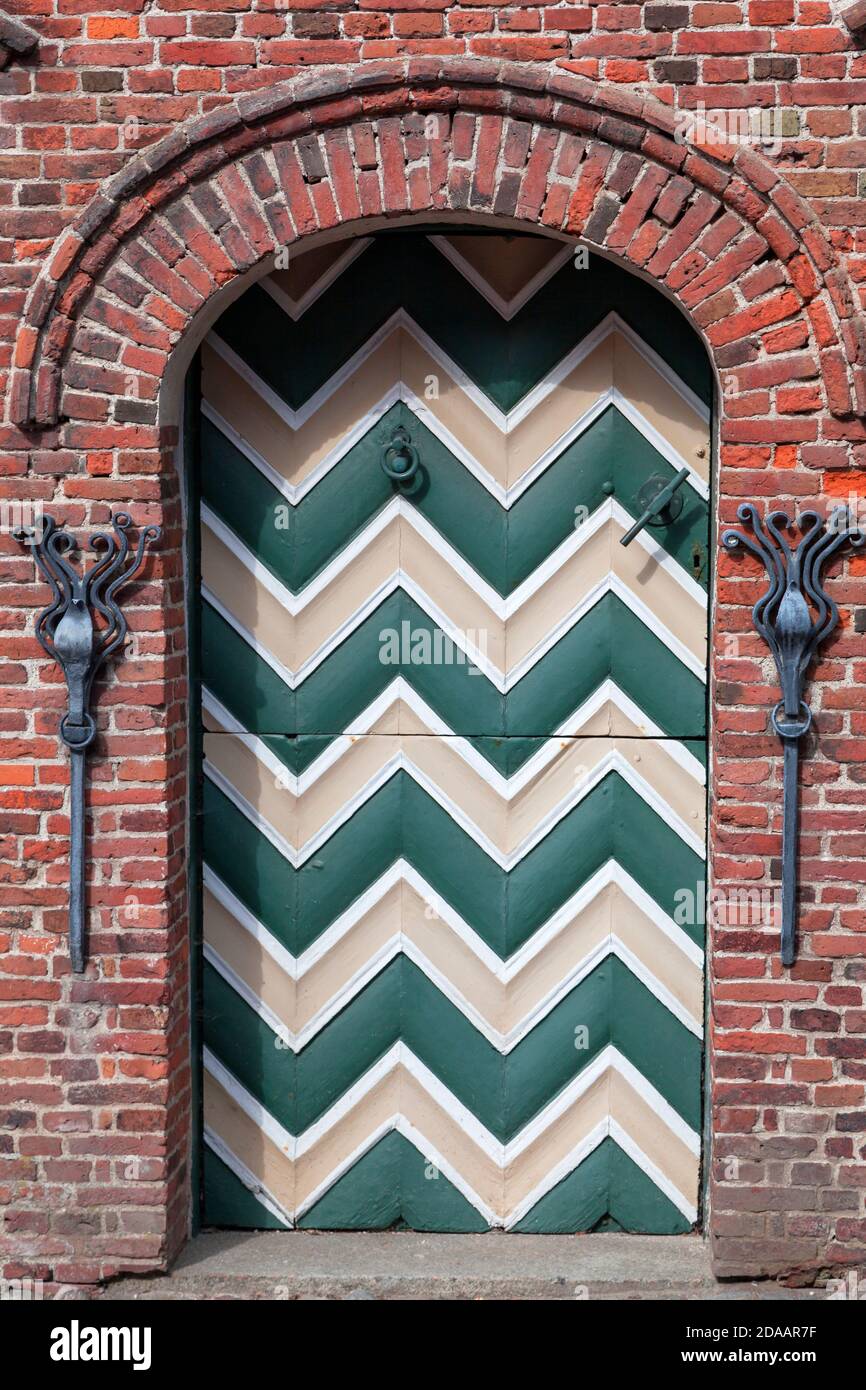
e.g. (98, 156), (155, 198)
(720, 503), (864, 965)
(15, 512), (161, 972)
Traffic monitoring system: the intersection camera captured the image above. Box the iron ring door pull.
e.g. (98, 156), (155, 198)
(381, 426), (420, 486)
(620, 466), (691, 546)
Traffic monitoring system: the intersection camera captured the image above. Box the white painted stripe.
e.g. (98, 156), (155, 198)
(205, 922), (701, 1054)
(613, 311), (711, 427)
(506, 309), (711, 432)
(208, 312), (404, 433)
(202, 384), (400, 509)
(609, 1118), (697, 1225)
(612, 388), (708, 500)
(203, 676), (706, 794)
(205, 378), (404, 506)
(203, 561), (703, 694)
(504, 1122), (608, 1228)
(203, 756), (298, 865)
(505, 497), (707, 614)
(201, 582), (296, 692)
(204, 854), (704, 982)
(255, 238), (710, 440)
(295, 305), (707, 438)
(205, 1047), (293, 1156)
(204, 941), (296, 1050)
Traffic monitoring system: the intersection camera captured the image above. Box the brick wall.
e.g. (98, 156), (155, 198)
(1, 3), (866, 1292)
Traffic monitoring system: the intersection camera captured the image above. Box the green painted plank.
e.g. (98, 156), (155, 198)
(202, 1145), (288, 1230)
(400, 955), (701, 1137)
(204, 958), (398, 1138)
(205, 1124), (688, 1235)
(298, 1131), (488, 1232)
(203, 777), (299, 951)
(611, 956), (705, 1131)
(202, 602), (298, 759)
(504, 594), (706, 741)
(201, 412), (396, 595)
(513, 1137), (691, 1234)
(505, 773), (705, 949)
(295, 591), (506, 741)
(299, 1132), (403, 1231)
(506, 405), (708, 591)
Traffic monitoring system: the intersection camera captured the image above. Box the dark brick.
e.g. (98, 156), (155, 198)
(297, 134), (327, 183)
(292, 13), (340, 38)
(81, 71), (123, 93)
(584, 192), (621, 243)
(753, 56), (797, 81)
(654, 58), (698, 84)
(644, 3), (690, 30)
(114, 399), (157, 424)
(790, 1008), (841, 1032)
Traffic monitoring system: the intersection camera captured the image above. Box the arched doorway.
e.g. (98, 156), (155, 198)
(189, 226), (713, 1234)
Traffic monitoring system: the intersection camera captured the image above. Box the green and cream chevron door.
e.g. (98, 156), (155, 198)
(196, 231), (711, 1234)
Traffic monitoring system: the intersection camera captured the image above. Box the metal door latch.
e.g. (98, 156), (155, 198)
(620, 467), (690, 546)
(721, 503), (864, 966)
(381, 426), (420, 487)
(15, 512), (161, 973)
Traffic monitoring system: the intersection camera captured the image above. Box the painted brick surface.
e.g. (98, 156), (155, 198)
(0, 4), (865, 1291)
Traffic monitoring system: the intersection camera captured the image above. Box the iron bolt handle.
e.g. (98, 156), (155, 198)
(381, 426), (420, 486)
(619, 466), (691, 547)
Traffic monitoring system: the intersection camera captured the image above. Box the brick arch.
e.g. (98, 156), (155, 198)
(9, 57), (865, 431)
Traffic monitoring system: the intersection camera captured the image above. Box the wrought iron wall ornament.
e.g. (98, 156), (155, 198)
(15, 512), (161, 973)
(721, 503), (864, 966)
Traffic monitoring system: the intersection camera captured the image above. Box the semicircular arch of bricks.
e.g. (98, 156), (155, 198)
(8, 59), (865, 431)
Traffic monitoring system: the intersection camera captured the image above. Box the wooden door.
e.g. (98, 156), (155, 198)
(196, 231), (711, 1233)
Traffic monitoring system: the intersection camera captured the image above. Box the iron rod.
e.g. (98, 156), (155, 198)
(69, 747), (86, 974)
(780, 735), (799, 968)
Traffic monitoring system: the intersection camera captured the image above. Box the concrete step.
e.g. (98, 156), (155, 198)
(102, 1231), (824, 1301)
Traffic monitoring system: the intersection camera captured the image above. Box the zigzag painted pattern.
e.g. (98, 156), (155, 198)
(197, 231), (711, 1234)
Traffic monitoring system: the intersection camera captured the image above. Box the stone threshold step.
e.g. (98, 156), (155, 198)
(101, 1231), (824, 1301)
